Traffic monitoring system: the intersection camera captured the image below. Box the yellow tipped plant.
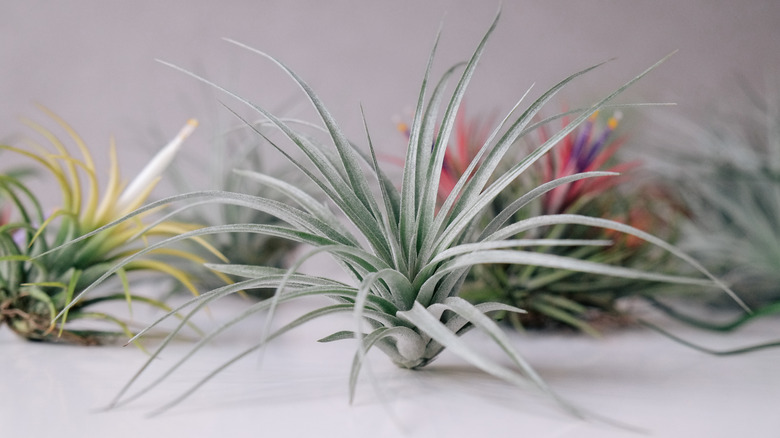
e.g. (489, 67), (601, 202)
(0, 109), (223, 344)
(64, 13), (744, 417)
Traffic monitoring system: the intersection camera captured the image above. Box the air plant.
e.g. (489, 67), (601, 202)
(0, 109), (224, 344)
(667, 89), (780, 309)
(60, 13), (744, 416)
(622, 86), (780, 344)
(445, 109), (688, 335)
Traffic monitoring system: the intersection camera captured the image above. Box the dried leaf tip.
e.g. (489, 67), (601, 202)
(116, 119), (198, 210)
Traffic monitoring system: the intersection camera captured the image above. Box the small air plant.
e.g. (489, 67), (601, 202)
(0, 109), (223, 344)
(445, 109), (687, 335)
(62, 13), (744, 416)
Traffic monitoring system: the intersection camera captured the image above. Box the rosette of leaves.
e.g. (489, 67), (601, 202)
(63, 13), (742, 415)
(0, 109), (224, 344)
(450, 110), (688, 335)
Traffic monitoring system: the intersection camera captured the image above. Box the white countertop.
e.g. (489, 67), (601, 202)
(2, 297), (778, 438)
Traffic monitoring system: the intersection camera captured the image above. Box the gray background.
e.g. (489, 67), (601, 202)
(1, 0), (779, 199)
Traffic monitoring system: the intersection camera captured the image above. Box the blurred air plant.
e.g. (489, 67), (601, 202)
(438, 109), (689, 335)
(637, 85), (780, 337)
(59, 13), (744, 416)
(167, 121), (302, 298)
(679, 91), (780, 307)
(0, 109), (224, 344)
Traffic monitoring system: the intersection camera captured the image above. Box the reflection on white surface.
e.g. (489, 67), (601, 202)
(2, 297), (778, 438)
